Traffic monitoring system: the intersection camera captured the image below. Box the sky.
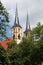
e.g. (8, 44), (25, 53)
(1, 0), (43, 37)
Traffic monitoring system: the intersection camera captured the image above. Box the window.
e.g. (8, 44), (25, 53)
(18, 28), (20, 32)
(13, 35), (15, 39)
(33, 34), (39, 41)
(18, 34), (20, 39)
(14, 28), (15, 33)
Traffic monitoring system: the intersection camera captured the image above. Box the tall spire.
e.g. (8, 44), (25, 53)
(26, 12), (31, 31)
(14, 4), (19, 26)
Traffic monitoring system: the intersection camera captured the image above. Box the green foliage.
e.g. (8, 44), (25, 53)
(0, 1), (9, 40)
(31, 22), (43, 65)
(32, 22), (43, 37)
(30, 39), (43, 65)
(6, 38), (33, 65)
(0, 36), (43, 65)
(0, 46), (10, 65)
(0, 7), (43, 65)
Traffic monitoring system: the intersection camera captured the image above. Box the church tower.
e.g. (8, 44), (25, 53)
(11, 4), (22, 44)
(24, 12), (31, 39)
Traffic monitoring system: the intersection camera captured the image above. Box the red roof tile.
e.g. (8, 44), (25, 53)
(0, 38), (12, 50)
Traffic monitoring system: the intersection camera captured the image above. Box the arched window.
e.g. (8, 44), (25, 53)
(18, 34), (20, 39)
(13, 35), (15, 39)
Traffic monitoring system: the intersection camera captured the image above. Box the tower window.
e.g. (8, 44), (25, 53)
(18, 28), (20, 32)
(13, 35), (15, 39)
(18, 34), (20, 39)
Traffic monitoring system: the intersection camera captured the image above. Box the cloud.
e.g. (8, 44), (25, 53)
(1, 0), (43, 37)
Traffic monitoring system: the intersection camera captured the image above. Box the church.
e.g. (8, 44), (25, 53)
(0, 5), (31, 50)
(11, 5), (31, 44)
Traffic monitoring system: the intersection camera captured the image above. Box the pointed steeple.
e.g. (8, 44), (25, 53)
(14, 4), (19, 26)
(24, 12), (31, 39)
(26, 12), (31, 31)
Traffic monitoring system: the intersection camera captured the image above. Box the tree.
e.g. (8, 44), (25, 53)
(32, 22), (43, 37)
(0, 45), (10, 65)
(31, 22), (43, 65)
(15, 38), (33, 65)
(7, 38), (33, 65)
(7, 40), (20, 65)
(0, 1), (10, 65)
(30, 35), (43, 65)
(0, 40), (17, 65)
(0, 1), (9, 40)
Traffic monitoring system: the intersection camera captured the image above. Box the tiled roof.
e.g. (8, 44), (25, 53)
(0, 38), (12, 50)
